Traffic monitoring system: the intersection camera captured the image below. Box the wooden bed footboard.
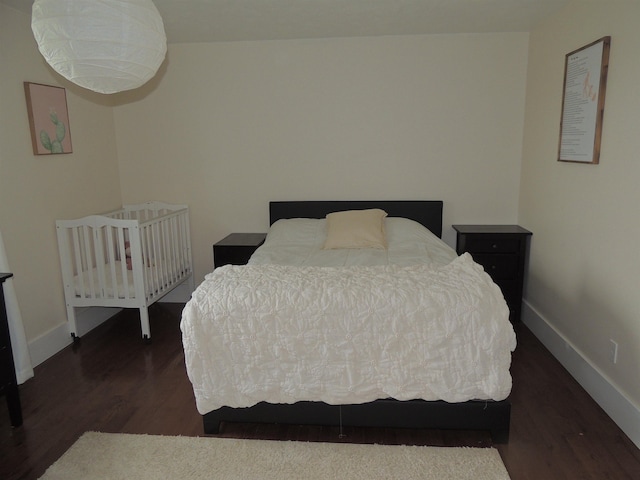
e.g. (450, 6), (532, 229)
(203, 399), (511, 443)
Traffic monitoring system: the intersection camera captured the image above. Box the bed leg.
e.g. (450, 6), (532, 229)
(203, 415), (222, 434)
(139, 307), (151, 343)
(490, 402), (511, 444)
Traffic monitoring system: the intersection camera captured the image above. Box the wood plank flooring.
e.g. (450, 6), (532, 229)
(1, 303), (639, 479)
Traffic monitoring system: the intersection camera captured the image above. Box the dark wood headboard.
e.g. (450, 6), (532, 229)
(269, 200), (443, 238)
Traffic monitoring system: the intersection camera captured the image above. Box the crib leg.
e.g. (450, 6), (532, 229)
(139, 307), (151, 344)
(66, 304), (79, 340)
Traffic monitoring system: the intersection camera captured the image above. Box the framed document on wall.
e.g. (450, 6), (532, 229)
(558, 36), (611, 164)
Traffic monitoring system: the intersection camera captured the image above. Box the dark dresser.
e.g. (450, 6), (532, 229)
(213, 233), (267, 268)
(452, 225), (532, 323)
(1, 273), (23, 427)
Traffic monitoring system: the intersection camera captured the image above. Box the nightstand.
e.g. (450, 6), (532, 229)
(213, 233), (267, 268)
(452, 225), (532, 323)
(1, 273), (22, 427)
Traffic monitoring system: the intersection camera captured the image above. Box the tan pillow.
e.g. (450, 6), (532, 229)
(323, 209), (388, 249)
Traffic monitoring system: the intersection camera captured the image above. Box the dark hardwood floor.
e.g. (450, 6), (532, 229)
(1, 303), (639, 479)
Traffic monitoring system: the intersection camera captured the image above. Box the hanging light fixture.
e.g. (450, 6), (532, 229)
(31, 0), (167, 95)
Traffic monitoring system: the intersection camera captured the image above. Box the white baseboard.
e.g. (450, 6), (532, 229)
(522, 301), (640, 449)
(28, 307), (122, 368)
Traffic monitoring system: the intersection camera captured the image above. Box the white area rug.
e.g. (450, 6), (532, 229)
(40, 432), (511, 480)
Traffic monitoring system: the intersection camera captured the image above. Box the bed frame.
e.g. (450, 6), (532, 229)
(203, 200), (511, 443)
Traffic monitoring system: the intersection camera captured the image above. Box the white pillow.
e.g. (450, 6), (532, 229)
(322, 209), (388, 249)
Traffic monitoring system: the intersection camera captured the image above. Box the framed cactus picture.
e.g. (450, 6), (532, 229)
(24, 82), (73, 155)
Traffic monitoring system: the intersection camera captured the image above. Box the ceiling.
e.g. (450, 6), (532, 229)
(2, 0), (569, 44)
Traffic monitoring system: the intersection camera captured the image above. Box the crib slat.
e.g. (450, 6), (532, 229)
(127, 224), (146, 304)
(151, 220), (161, 294)
(105, 227), (116, 298)
(70, 227), (85, 297)
(141, 223), (152, 299)
(175, 215), (184, 273)
(111, 227), (125, 299)
(82, 225), (98, 298)
(183, 213), (192, 276)
(181, 214), (189, 274)
(158, 219), (165, 290)
(161, 216), (170, 286)
(152, 219), (162, 292)
(168, 216), (178, 281)
(160, 218), (168, 286)
(119, 227), (131, 299)
(94, 227), (108, 298)
(178, 214), (187, 276)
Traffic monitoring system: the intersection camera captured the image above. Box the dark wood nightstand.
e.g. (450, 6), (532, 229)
(213, 233), (267, 268)
(452, 225), (532, 323)
(1, 273), (22, 427)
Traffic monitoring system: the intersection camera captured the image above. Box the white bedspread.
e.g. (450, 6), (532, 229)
(181, 253), (516, 415)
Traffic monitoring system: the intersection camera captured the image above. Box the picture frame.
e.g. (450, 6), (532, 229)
(558, 36), (610, 164)
(24, 82), (73, 155)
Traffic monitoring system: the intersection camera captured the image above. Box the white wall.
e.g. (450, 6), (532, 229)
(520, 0), (640, 441)
(113, 33), (530, 283)
(1, 6), (530, 365)
(0, 5), (122, 351)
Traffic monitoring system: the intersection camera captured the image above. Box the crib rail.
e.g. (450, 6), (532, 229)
(137, 207), (192, 301)
(107, 201), (187, 223)
(57, 205), (192, 304)
(56, 216), (144, 305)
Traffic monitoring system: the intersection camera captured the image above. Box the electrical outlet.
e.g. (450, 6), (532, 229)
(609, 339), (619, 364)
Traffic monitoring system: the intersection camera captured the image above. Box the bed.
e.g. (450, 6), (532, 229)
(56, 201), (194, 342)
(181, 200), (516, 442)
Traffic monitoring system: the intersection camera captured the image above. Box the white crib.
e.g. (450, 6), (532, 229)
(56, 202), (194, 342)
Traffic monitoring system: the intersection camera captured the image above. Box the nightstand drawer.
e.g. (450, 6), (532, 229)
(463, 236), (520, 253)
(472, 254), (519, 279)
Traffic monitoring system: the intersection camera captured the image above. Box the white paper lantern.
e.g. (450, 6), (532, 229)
(31, 0), (167, 94)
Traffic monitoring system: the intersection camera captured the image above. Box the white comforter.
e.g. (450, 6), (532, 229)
(181, 253), (516, 415)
